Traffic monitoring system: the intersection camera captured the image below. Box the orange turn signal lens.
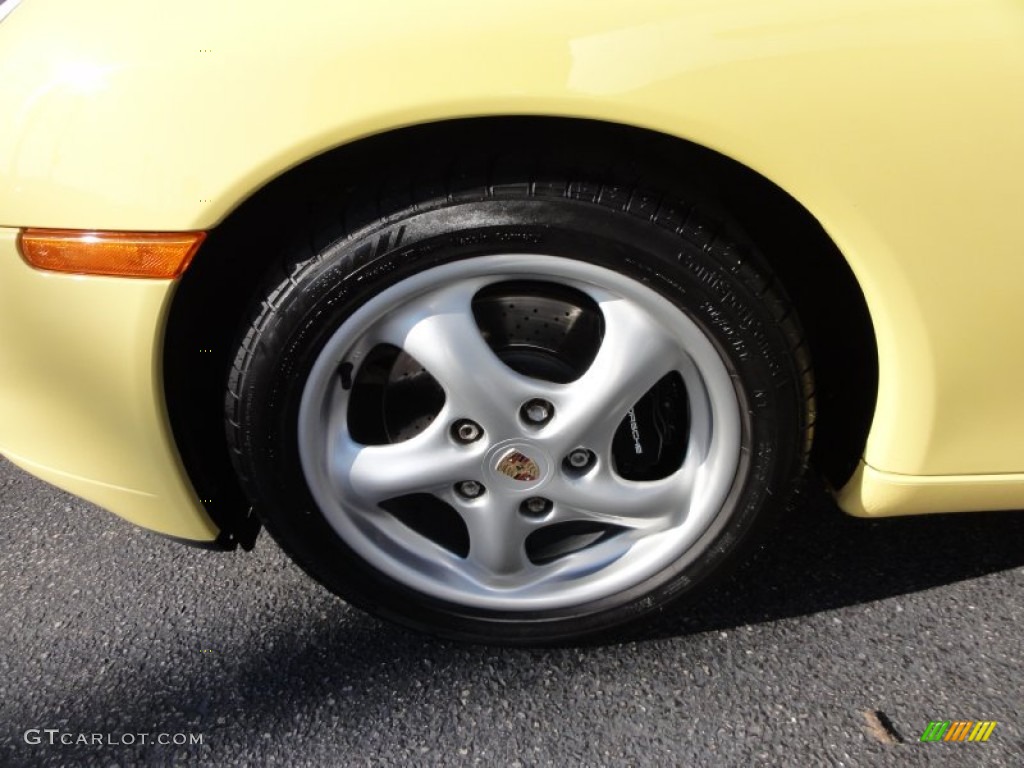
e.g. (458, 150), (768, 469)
(18, 229), (206, 279)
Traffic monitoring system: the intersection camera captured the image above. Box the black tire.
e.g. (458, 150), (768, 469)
(225, 173), (813, 645)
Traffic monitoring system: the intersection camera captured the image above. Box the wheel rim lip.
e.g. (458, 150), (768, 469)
(297, 253), (743, 612)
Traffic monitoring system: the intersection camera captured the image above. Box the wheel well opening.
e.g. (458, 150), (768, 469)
(163, 117), (878, 546)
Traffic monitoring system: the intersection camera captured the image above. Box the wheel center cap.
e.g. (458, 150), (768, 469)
(496, 449), (541, 482)
(485, 441), (551, 491)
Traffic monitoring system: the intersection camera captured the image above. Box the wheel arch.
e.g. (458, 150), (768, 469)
(163, 116), (878, 546)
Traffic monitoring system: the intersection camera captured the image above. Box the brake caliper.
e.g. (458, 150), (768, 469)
(611, 373), (689, 481)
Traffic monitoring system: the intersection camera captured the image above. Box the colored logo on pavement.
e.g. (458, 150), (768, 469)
(919, 720), (997, 742)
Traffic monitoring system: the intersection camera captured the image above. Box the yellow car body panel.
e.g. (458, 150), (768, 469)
(0, 0), (1023, 539)
(0, 229), (218, 540)
(839, 463), (1024, 518)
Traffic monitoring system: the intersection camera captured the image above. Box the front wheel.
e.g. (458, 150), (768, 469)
(226, 177), (813, 644)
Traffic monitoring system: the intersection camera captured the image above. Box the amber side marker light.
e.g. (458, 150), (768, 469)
(18, 229), (206, 279)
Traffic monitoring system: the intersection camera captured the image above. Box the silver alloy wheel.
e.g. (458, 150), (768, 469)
(297, 254), (742, 611)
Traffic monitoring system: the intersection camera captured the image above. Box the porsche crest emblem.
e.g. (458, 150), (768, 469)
(495, 450), (540, 482)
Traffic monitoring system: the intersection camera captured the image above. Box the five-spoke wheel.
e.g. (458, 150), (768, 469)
(297, 256), (741, 610)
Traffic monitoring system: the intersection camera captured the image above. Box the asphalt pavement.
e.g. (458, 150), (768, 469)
(0, 455), (1021, 766)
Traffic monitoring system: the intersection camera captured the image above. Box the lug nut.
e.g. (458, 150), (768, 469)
(455, 480), (485, 499)
(521, 398), (554, 426)
(452, 419), (483, 444)
(565, 448), (595, 470)
(520, 497), (553, 517)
